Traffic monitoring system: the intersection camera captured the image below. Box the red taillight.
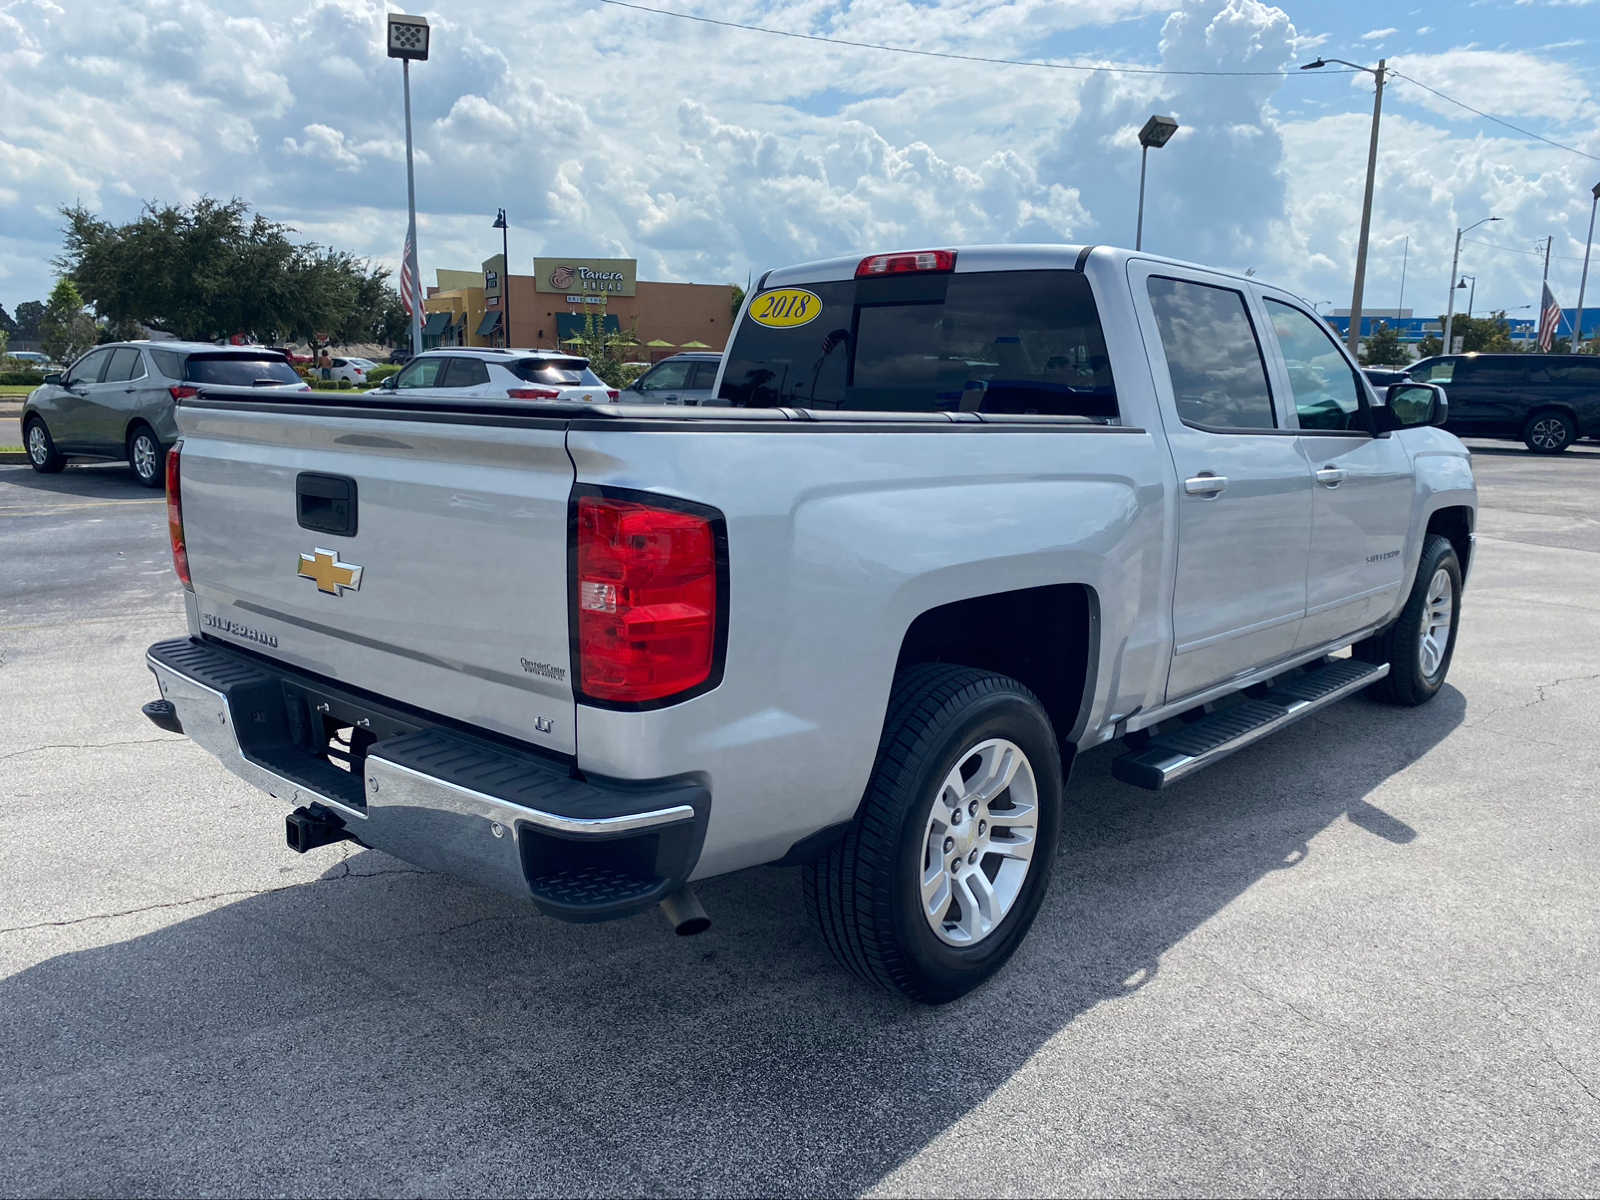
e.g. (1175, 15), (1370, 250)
(169, 385), (199, 401)
(856, 249), (956, 277)
(166, 442), (191, 589)
(354, 367), (364, 375)
(606, 389), (619, 401)
(508, 387), (562, 400)
(575, 495), (721, 704)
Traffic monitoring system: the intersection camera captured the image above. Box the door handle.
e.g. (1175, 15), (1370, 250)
(1184, 473), (1228, 496)
(1316, 466), (1347, 487)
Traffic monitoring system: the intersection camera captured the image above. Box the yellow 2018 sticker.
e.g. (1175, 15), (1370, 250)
(749, 288), (821, 328)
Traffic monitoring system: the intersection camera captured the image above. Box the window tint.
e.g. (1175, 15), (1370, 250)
(1550, 360), (1600, 385)
(1266, 300), (1366, 432)
(442, 357), (490, 387)
(66, 348), (112, 386)
(185, 356), (302, 385)
(1146, 277), (1275, 430)
(639, 361), (692, 391)
(150, 348), (187, 379)
(1456, 357), (1546, 385)
(103, 347), (145, 382)
(511, 358), (594, 386)
(687, 361), (720, 389)
(1409, 358), (1455, 384)
(397, 357), (446, 389)
(719, 269), (1117, 418)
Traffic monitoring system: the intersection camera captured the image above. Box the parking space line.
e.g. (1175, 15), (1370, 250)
(0, 499), (165, 516)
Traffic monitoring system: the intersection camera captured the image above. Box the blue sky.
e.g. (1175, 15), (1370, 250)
(1, 0), (1596, 327)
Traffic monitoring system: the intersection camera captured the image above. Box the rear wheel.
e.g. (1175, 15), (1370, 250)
(1523, 410), (1575, 453)
(127, 425), (164, 488)
(1355, 533), (1462, 706)
(804, 664), (1063, 1003)
(24, 417), (66, 474)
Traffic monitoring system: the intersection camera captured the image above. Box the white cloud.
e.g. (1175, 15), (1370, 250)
(1362, 27), (1399, 40)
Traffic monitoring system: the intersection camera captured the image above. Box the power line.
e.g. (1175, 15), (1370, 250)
(589, 0), (1361, 77)
(1388, 70), (1600, 163)
(1461, 236), (1588, 263)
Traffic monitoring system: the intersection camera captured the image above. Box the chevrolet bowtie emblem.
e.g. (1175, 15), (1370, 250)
(297, 548), (363, 596)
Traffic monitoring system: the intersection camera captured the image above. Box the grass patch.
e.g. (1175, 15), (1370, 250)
(1, 445), (23, 453)
(0, 385), (36, 397)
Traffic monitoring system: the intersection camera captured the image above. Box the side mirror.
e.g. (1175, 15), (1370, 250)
(1380, 382), (1447, 430)
(43, 371), (62, 385)
(379, 375), (398, 391)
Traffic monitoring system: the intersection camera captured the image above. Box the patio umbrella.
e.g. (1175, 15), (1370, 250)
(561, 336), (586, 346)
(678, 340), (713, 349)
(643, 338), (676, 348)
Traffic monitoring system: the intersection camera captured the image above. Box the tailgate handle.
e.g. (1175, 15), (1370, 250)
(296, 473), (358, 538)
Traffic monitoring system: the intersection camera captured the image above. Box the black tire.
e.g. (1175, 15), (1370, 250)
(126, 424), (165, 488)
(803, 664), (1063, 1004)
(1523, 409), (1575, 454)
(1354, 533), (1462, 706)
(23, 416), (66, 474)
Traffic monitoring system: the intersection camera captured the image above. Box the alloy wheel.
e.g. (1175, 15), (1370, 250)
(919, 737), (1039, 947)
(1418, 567), (1455, 679)
(28, 423), (49, 466)
(1530, 417), (1567, 451)
(132, 433), (158, 481)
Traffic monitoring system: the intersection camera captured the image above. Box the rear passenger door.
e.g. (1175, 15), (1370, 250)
(1130, 263), (1314, 701)
(684, 359), (721, 405)
(83, 346), (147, 449)
(1258, 294), (1413, 646)
(439, 356), (492, 396)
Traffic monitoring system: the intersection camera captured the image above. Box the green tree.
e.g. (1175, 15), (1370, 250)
(56, 197), (396, 345)
(0, 304), (16, 335)
(1359, 322), (1403, 365)
(1415, 333), (1442, 357)
(14, 300), (44, 340)
(565, 305), (639, 384)
(0, 329), (9, 358)
(39, 278), (97, 362)
(730, 283), (746, 322)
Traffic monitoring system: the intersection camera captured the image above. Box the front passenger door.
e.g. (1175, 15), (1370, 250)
(1260, 297), (1413, 646)
(52, 348), (115, 448)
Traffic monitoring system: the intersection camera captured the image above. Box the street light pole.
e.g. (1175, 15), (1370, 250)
(1443, 215), (1499, 355)
(1457, 274), (1476, 319)
(1575, 182), (1600, 349)
(493, 208), (510, 348)
(1300, 56), (1385, 356)
(1134, 115), (1179, 252)
(387, 14), (430, 358)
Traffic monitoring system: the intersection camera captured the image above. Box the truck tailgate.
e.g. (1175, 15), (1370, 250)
(175, 400), (576, 755)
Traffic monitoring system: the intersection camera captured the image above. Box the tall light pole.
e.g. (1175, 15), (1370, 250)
(1134, 115), (1179, 252)
(1576, 182), (1600, 349)
(1444, 215), (1499, 355)
(492, 208), (510, 348)
(1457, 274), (1477, 319)
(388, 14), (430, 358)
(1301, 57), (1386, 356)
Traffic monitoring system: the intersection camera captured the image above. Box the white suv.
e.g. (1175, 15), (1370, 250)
(375, 347), (618, 403)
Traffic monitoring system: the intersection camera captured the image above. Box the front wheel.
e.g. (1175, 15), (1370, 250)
(1355, 533), (1462, 706)
(1523, 410), (1575, 453)
(25, 417), (66, 474)
(127, 425), (164, 488)
(804, 664), (1062, 1003)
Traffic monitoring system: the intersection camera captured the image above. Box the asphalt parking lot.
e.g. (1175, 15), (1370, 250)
(2, 444), (1598, 1196)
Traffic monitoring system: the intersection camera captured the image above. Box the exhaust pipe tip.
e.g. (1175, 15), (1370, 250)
(659, 886), (710, 936)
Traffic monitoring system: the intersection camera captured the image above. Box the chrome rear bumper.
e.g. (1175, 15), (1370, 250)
(145, 637), (709, 920)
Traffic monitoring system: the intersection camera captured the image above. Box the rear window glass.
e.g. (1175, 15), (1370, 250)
(512, 358), (606, 387)
(185, 355), (301, 385)
(717, 269), (1118, 418)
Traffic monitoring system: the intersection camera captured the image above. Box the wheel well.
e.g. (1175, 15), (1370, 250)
(1525, 405), (1577, 428)
(895, 584), (1096, 747)
(125, 418), (155, 448)
(1427, 506), (1472, 579)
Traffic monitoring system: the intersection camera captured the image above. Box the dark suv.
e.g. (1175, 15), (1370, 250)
(1407, 353), (1600, 453)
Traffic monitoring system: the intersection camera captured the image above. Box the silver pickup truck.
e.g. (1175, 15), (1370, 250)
(142, 245), (1475, 1002)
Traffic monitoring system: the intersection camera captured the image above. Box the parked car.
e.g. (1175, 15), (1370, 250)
(141, 244), (1473, 1002)
(1406, 352), (1600, 452)
(5, 350), (56, 369)
(385, 348), (414, 365)
(325, 356), (377, 385)
(372, 347), (618, 402)
(268, 346), (312, 366)
(22, 341), (309, 486)
(617, 351), (724, 406)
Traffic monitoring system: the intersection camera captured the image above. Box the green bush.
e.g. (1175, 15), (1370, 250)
(363, 364), (399, 386)
(0, 370), (46, 386)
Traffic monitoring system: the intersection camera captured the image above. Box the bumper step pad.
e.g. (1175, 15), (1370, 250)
(1112, 658), (1389, 790)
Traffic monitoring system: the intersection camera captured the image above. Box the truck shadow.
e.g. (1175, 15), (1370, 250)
(1, 686), (1464, 1195)
(1, 460), (153, 497)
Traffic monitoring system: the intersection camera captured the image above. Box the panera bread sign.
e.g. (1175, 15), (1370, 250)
(534, 257), (636, 298)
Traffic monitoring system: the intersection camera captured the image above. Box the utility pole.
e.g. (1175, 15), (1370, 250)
(1299, 56), (1386, 357)
(1575, 182), (1599, 349)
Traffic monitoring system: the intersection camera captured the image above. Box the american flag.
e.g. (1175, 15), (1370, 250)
(1538, 281), (1563, 352)
(399, 231), (424, 318)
